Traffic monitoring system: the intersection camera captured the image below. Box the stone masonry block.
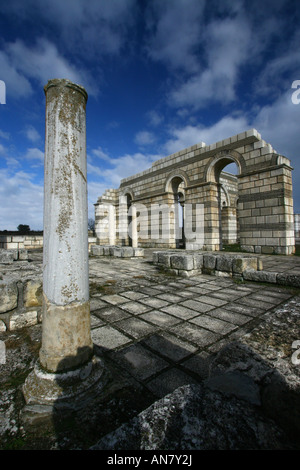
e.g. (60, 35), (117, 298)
(10, 311), (38, 331)
(18, 249), (29, 260)
(112, 247), (122, 257)
(232, 257), (258, 274)
(216, 255), (234, 273)
(0, 250), (14, 264)
(24, 279), (43, 308)
(157, 252), (174, 267)
(91, 245), (104, 256)
(0, 280), (18, 313)
(242, 270), (277, 284)
(133, 248), (144, 257)
(277, 273), (300, 288)
(103, 246), (111, 255)
(170, 255), (194, 271)
(203, 254), (217, 270)
(121, 247), (134, 258)
(193, 254), (204, 270)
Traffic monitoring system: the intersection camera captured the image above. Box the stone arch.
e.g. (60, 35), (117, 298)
(164, 169), (190, 193)
(164, 170), (190, 248)
(205, 149), (245, 183)
(204, 150), (243, 249)
(220, 184), (230, 207)
(119, 187), (135, 203)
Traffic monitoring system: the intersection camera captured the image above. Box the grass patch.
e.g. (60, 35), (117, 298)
(221, 244), (243, 253)
(89, 281), (116, 296)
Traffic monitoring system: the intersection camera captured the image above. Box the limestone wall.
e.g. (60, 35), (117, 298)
(0, 250), (42, 332)
(0, 235), (43, 250)
(295, 214), (300, 244)
(0, 234), (98, 252)
(94, 128), (295, 255)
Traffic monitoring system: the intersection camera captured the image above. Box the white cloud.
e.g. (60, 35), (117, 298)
(6, 39), (97, 96)
(0, 130), (10, 140)
(146, 0), (205, 73)
(24, 125), (41, 143)
(0, 169), (43, 230)
(147, 110), (164, 127)
(88, 150), (162, 189)
(168, 13), (252, 109)
(0, 51), (33, 98)
(134, 131), (156, 146)
(24, 147), (44, 164)
(164, 115), (249, 155)
(2, 0), (137, 59)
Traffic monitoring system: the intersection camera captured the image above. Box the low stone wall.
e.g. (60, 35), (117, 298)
(295, 214), (300, 245)
(0, 250), (43, 332)
(153, 251), (300, 287)
(0, 235), (98, 252)
(91, 245), (144, 258)
(153, 251), (260, 279)
(0, 235), (43, 250)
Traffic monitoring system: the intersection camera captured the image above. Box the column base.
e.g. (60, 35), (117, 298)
(22, 354), (108, 414)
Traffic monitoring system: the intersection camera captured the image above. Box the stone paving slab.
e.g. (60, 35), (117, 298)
(86, 248), (299, 403)
(1, 248), (300, 449)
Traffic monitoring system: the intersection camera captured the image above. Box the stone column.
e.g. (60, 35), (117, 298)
(22, 80), (105, 411)
(108, 204), (116, 246)
(40, 78), (92, 372)
(130, 204), (138, 248)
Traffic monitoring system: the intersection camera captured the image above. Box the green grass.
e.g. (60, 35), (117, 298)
(221, 243), (243, 253)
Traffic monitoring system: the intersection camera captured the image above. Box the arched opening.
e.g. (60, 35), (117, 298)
(126, 193), (133, 246)
(218, 161), (239, 250)
(169, 176), (186, 249)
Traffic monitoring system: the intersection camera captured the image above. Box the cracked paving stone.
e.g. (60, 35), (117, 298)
(115, 317), (159, 339)
(91, 325), (132, 350)
(139, 310), (181, 327)
(170, 323), (220, 347)
(142, 332), (198, 362)
(223, 302), (265, 317)
(100, 294), (130, 305)
(110, 343), (169, 380)
(155, 293), (184, 303)
(119, 301), (153, 315)
(207, 308), (252, 326)
(94, 306), (131, 322)
(189, 314), (238, 334)
(160, 304), (201, 320)
(120, 291), (148, 300)
(139, 297), (170, 308)
(90, 315), (105, 329)
(179, 299), (216, 313)
(194, 295), (229, 307)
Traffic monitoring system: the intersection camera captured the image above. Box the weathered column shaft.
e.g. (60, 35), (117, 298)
(40, 79), (92, 372)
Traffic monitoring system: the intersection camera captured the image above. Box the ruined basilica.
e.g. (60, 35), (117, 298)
(94, 128), (295, 255)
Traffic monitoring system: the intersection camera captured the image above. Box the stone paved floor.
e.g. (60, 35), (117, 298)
(1, 248), (300, 449)
(87, 249), (300, 399)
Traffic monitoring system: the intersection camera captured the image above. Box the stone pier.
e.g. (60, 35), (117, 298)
(22, 79), (105, 412)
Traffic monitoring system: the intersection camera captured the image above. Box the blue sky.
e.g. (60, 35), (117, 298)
(0, 0), (300, 230)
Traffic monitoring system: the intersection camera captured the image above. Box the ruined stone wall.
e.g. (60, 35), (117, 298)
(0, 249), (42, 332)
(94, 129), (295, 254)
(0, 235), (43, 250)
(295, 214), (300, 244)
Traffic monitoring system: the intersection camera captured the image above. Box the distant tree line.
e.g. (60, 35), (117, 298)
(1, 219), (95, 235)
